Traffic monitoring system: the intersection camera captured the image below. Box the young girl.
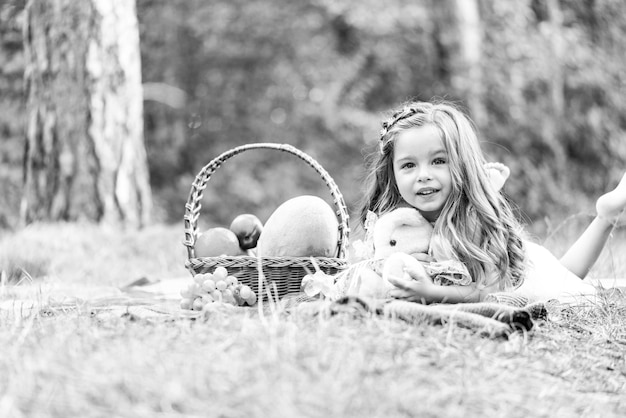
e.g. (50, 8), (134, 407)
(360, 100), (626, 303)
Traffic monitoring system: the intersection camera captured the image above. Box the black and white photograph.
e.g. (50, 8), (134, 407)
(1, 1), (625, 416)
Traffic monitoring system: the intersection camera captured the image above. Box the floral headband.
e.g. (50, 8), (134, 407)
(378, 105), (420, 154)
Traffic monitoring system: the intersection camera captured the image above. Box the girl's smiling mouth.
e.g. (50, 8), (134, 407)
(416, 187), (439, 196)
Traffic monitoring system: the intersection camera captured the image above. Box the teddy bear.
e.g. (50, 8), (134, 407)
(346, 207), (470, 299)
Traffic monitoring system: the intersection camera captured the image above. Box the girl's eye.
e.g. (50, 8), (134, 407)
(433, 158), (447, 165)
(401, 162), (415, 169)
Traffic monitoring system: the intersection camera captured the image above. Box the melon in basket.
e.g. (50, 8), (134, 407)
(257, 195), (338, 257)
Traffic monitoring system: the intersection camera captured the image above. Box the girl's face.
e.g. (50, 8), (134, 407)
(392, 124), (452, 222)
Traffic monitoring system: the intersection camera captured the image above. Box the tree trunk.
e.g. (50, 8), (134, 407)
(431, 0), (485, 125)
(543, 0), (567, 169)
(21, 0), (151, 228)
(453, 0), (485, 125)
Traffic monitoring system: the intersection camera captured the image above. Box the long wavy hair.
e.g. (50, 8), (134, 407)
(359, 100), (526, 290)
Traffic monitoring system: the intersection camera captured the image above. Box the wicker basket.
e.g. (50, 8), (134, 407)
(183, 143), (350, 300)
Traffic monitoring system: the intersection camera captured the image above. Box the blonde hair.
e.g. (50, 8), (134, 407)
(360, 100), (526, 290)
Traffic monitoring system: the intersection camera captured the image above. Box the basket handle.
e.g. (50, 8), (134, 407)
(183, 143), (350, 260)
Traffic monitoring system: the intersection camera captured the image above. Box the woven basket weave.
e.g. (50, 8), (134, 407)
(183, 143), (350, 299)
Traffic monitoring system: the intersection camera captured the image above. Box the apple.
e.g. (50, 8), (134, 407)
(194, 227), (244, 257)
(229, 214), (264, 250)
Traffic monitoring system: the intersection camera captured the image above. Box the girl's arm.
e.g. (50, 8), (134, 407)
(387, 265), (500, 304)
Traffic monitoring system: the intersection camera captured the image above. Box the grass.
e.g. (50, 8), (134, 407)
(1, 221), (626, 417)
(0, 222), (188, 285)
(540, 213), (626, 281)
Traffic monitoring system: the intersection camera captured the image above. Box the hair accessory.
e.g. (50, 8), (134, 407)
(378, 105), (420, 154)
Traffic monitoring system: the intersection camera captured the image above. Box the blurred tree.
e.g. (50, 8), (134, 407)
(479, 0), (626, 226)
(431, 0), (485, 125)
(21, 0), (152, 228)
(0, 0), (26, 229)
(137, 0), (446, 224)
(3, 0), (626, 232)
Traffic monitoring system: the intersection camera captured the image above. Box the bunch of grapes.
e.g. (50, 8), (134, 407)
(180, 266), (257, 310)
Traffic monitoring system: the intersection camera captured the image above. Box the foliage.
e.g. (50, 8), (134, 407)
(480, 0), (626, 222)
(1, 0), (626, 235)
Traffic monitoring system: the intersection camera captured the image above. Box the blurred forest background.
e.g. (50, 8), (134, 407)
(1, 0), (626, 237)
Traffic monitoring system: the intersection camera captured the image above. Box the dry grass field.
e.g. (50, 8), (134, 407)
(0, 221), (625, 418)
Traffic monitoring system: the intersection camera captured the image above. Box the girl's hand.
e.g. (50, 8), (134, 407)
(387, 266), (436, 304)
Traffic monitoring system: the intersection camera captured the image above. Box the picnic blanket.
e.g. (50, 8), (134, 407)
(289, 293), (548, 339)
(0, 277), (549, 339)
(125, 278), (550, 338)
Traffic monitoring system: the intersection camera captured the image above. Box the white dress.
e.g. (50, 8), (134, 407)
(512, 241), (598, 303)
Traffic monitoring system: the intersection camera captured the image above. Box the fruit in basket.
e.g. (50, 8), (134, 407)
(201, 279), (216, 292)
(257, 195), (339, 257)
(239, 285), (252, 299)
(192, 298), (205, 311)
(180, 298), (192, 310)
(181, 268), (258, 310)
(229, 214), (264, 250)
(194, 227), (244, 257)
(213, 266), (228, 281)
